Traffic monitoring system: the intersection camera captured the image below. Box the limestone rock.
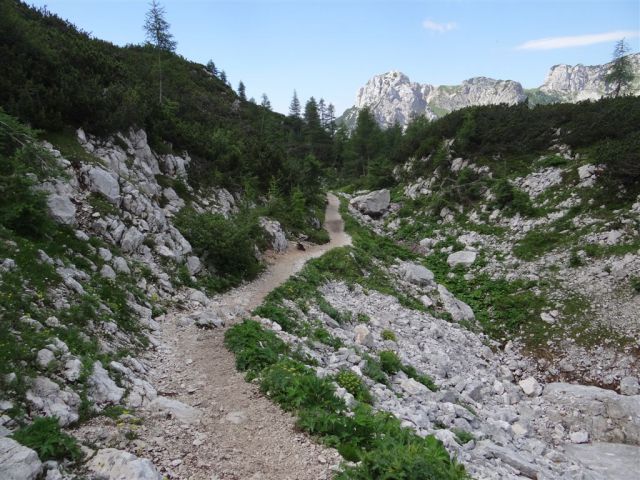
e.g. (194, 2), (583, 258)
(447, 250), (477, 268)
(0, 437), (43, 480)
(350, 189), (390, 218)
(149, 397), (201, 424)
(399, 262), (435, 286)
(46, 194), (76, 226)
(518, 376), (542, 397)
(259, 217), (288, 253)
(86, 167), (120, 204)
(437, 284), (474, 322)
(620, 376), (640, 396)
(353, 324), (374, 347)
(26, 377), (80, 426)
(87, 361), (124, 406)
(87, 448), (161, 480)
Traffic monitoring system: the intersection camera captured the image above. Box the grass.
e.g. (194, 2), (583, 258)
(381, 329), (397, 341)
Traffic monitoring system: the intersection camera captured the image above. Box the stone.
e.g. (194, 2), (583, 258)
(87, 167), (120, 204)
(399, 262), (435, 286)
(570, 431), (589, 444)
(186, 256), (201, 275)
(350, 189), (391, 217)
(400, 378), (428, 396)
(620, 376), (640, 396)
(36, 349), (55, 369)
(437, 284), (475, 322)
(98, 248), (113, 262)
(149, 397), (201, 424)
(47, 194), (76, 226)
(112, 257), (131, 275)
(0, 437), (43, 480)
(353, 324), (374, 348)
(100, 264), (117, 280)
(446, 250), (477, 268)
(259, 217), (288, 253)
(63, 358), (82, 382)
(191, 311), (224, 329)
(87, 448), (161, 480)
(518, 376), (542, 397)
(120, 227), (145, 253)
(224, 411), (248, 425)
(88, 361), (124, 406)
(26, 377), (80, 426)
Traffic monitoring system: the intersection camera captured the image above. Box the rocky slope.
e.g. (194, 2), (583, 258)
(0, 126), (295, 479)
(340, 53), (640, 128)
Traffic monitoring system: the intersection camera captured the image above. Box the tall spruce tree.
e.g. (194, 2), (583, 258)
(206, 60), (217, 76)
(605, 39), (634, 98)
(318, 98), (327, 127)
(261, 94), (271, 110)
(238, 81), (247, 101)
(143, 0), (176, 104)
(326, 103), (337, 136)
(289, 90), (301, 118)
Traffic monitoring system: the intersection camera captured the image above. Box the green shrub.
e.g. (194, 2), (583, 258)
(492, 179), (537, 217)
(335, 370), (373, 404)
(452, 428), (475, 445)
(356, 312), (370, 323)
(312, 327), (343, 349)
(252, 303), (299, 333)
(568, 250), (583, 267)
(630, 276), (640, 293)
(12, 417), (83, 462)
(379, 350), (403, 375)
(174, 208), (264, 287)
(260, 359), (344, 413)
(223, 320), (287, 376)
(381, 329), (397, 341)
(362, 355), (389, 386)
(401, 364), (438, 392)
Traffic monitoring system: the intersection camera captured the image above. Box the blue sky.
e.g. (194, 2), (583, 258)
(28, 0), (640, 115)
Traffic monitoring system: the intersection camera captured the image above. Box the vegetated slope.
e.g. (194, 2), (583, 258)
(342, 96), (640, 387)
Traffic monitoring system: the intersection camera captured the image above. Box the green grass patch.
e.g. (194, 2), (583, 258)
(12, 417), (83, 462)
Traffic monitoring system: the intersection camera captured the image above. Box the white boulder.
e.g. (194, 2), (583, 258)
(87, 448), (161, 480)
(447, 250), (477, 268)
(350, 189), (391, 217)
(0, 437), (42, 480)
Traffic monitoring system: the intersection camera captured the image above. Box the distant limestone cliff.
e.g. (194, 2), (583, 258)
(340, 53), (640, 128)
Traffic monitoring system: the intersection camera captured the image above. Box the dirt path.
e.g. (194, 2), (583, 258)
(141, 193), (351, 479)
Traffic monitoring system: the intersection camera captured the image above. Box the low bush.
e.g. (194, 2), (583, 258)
(379, 350), (403, 375)
(223, 320), (288, 376)
(381, 329), (397, 341)
(12, 417), (83, 462)
(362, 355), (389, 386)
(335, 370), (373, 404)
(174, 207), (265, 288)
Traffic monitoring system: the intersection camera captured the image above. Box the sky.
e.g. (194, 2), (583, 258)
(27, 0), (640, 115)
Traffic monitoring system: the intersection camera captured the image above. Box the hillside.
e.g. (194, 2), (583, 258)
(340, 54), (640, 129)
(2, 0), (640, 479)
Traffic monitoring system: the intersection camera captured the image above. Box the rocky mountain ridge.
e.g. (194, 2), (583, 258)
(341, 53), (640, 128)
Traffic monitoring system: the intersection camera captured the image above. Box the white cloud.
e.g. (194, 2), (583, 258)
(422, 19), (457, 34)
(516, 30), (640, 50)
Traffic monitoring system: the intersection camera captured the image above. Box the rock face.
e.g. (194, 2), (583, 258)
(540, 53), (640, 102)
(25, 376), (80, 426)
(350, 189), (391, 218)
(87, 448), (162, 480)
(341, 54), (640, 128)
(0, 438), (43, 480)
(259, 217), (288, 253)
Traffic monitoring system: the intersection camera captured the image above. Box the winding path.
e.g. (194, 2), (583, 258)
(141, 193), (351, 479)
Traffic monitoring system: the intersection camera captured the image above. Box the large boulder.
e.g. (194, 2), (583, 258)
(0, 438), (42, 480)
(447, 250), (477, 268)
(87, 361), (125, 407)
(86, 167), (120, 204)
(350, 189), (390, 218)
(399, 262), (435, 287)
(87, 448), (161, 480)
(25, 377), (80, 426)
(46, 194), (76, 226)
(437, 285), (475, 322)
(259, 217), (288, 253)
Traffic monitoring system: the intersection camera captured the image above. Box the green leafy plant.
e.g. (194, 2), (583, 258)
(379, 350), (403, 375)
(12, 417), (83, 462)
(381, 329), (397, 341)
(335, 370), (373, 404)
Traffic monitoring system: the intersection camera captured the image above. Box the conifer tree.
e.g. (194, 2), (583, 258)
(326, 103), (337, 136)
(206, 60), (217, 76)
(143, 0), (176, 104)
(219, 70), (227, 85)
(238, 81), (246, 101)
(261, 94), (271, 110)
(289, 90), (301, 118)
(318, 98), (327, 127)
(605, 39), (634, 98)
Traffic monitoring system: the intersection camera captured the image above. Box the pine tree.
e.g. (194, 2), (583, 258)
(220, 70), (227, 84)
(326, 103), (337, 136)
(206, 60), (217, 76)
(304, 97), (321, 131)
(289, 90), (301, 118)
(143, 0), (176, 104)
(238, 81), (247, 101)
(605, 39), (635, 98)
(318, 98), (327, 127)
(261, 94), (271, 110)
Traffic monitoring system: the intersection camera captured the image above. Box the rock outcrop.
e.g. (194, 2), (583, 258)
(341, 54), (640, 128)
